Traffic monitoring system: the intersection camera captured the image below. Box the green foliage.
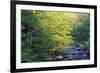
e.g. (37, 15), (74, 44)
(34, 11), (74, 52)
(71, 14), (90, 42)
(21, 10), (90, 62)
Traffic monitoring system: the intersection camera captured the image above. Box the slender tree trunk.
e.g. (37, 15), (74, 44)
(29, 25), (33, 50)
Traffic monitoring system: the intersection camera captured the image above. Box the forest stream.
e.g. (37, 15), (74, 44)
(48, 43), (90, 61)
